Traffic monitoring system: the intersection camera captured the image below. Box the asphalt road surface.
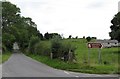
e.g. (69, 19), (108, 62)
(0, 64), (2, 78)
(2, 53), (119, 77)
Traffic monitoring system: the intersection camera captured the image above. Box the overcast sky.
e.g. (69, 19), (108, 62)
(8, 0), (119, 39)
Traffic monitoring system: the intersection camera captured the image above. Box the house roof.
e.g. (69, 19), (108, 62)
(96, 40), (118, 43)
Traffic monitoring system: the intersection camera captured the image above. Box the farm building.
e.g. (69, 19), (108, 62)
(96, 39), (119, 48)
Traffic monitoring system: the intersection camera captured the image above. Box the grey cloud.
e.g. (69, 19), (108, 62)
(118, 1), (120, 12)
(16, 1), (48, 10)
(86, 1), (105, 9)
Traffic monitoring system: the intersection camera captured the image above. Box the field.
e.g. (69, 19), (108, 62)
(66, 39), (119, 74)
(27, 38), (120, 74)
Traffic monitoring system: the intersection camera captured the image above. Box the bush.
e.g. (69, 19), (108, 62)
(28, 36), (40, 54)
(51, 36), (62, 58)
(62, 41), (76, 52)
(51, 36), (77, 62)
(103, 61), (110, 65)
(34, 41), (51, 56)
(61, 41), (77, 61)
(28, 35), (77, 62)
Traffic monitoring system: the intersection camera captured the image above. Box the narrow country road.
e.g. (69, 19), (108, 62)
(2, 53), (119, 77)
(0, 64), (2, 78)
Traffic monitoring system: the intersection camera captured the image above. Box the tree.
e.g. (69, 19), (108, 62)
(68, 35), (72, 39)
(2, 1), (43, 51)
(86, 36), (91, 42)
(2, 2), (20, 29)
(44, 32), (62, 40)
(75, 36), (78, 39)
(91, 37), (97, 39)
(83, 36), (85, 39)
(109, 12), (120, 42)
(49, 33), (62, 39)
(44, 32), (50, 40)
(2, 33), (15, 50)
(37, 30), (44, 40)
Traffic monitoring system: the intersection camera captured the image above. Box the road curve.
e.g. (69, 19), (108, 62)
(2, 53), (118, 77)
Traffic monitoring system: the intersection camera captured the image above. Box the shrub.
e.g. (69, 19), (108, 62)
(51, 37), (77, 62)
(28, 36), (40, 54)
(51, 36), (62, 58)
(103, 61), (110, 65)
(34, 41), (51, 56)
(61, 41), (77, 61)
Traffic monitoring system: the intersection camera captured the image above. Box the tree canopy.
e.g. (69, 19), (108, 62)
(44, 32), (62, 40)
(2, 1), (43, 51)
(109, 12), (120, 42)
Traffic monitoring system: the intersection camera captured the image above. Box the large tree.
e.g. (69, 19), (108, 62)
(2, 1), (43, 50)
(2, 2), (20, 29)
(109, 12), (120, 42)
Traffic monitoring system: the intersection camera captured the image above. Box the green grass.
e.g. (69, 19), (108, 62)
(0, 54), (2, 64)
(27, 54), (79, 70)
(2, 52), (12, 63)
(26, 38), (119, 74)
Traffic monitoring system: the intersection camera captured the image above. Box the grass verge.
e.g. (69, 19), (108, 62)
(2, 52), (12, 64)
(0, 54), (2, 64)
(26, 53), (119, 74)
(26, 54), (79, 70)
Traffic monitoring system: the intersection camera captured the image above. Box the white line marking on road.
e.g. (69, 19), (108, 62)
(64, 71), (70, 74)
(75, 76), (79, 77)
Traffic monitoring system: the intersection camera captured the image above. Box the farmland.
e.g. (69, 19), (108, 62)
(27, 38), (120, 74)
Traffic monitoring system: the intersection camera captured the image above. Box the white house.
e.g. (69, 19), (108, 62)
(96, 39), (119, 48)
